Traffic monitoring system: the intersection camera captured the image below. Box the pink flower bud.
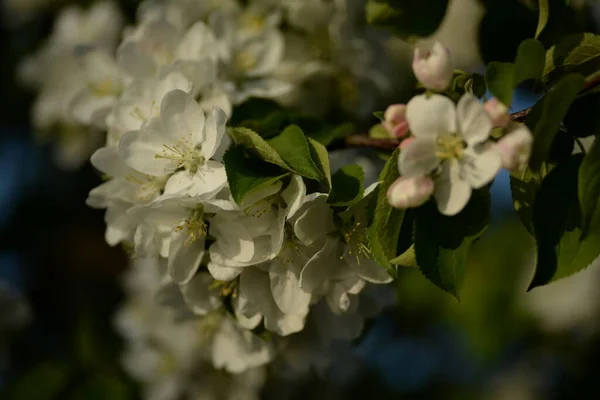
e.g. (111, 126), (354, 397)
(496, 123), (533, 171)
(484, 97), (510, 128)
(387, 176), (434, 209)
(382, 104), (409, 138)
(412, 42), (453, 92)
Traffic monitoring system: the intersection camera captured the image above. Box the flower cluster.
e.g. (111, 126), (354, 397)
(20, 0), (401, 397)
(20, 0), (396, 170)
(384, 41), (534, 216)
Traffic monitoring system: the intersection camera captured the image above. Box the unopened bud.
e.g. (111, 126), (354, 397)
(412, 42), (453, 92)
(383, 104), (409, 138)
(387, 176), (434, 209)
(484, 97), (510, 128)
(497, 123), (533, 171)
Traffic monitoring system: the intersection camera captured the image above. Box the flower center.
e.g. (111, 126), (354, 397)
(341, 221), (371, 264)
(235, 51), (258, 73)
(125, 175), (166, 202)
(240, 13), (265, 33)
(196, 311), (223, 344)
(436, 134), (467, 160)
(88, 79), (118, 97)
(155, 139), (205, 173)
(209, 279), (238, 298)
(175, 206), (207, 245)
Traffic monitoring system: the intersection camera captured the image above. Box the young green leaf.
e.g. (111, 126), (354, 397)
(535, 0), (549, 39)
(485, 39), (545, 105)
(365, 0), (449, 40)
(267, 125), (325, 182)
(328, 164), (365, 207)
(528, 73), (585, 172)
(413, 189), (491, 299)
(228, 127), (288, 168)
(578, 135), (600, 239)
(373, 111), (385, 121)
(529, 154), (600, 289)
(544, 33), (600, 85)
(306, 137), (331, 191)
(367, 148), (405, 277)
(223, 146), (289, 205)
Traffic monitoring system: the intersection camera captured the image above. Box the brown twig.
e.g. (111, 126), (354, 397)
(344, 109), (530, 151)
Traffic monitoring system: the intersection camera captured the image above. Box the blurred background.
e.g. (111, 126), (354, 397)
(2, 0), (600, 399)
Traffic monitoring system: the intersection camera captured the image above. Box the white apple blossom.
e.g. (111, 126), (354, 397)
(398, 93), (502, 216)
(119, 90), (228, 196)
(209, 11), (291, 104)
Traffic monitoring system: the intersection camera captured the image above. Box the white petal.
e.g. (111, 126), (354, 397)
(117, 41), (156, 78)
(163, 170), (196, 196)
(70, 89), (115, 128)
(406, 94), (457, 139)
(167, 228), (205, 284)
(210, 220), (255, 263)
(281, 174), (305, 220)
(207, 262), (243, 281)
(180, 273), (221, 315)
(175, 21), (219, 63)
(434, 159), (472, 216)
(188, 161), (228, 198)
(244, 32), (284, 77)
(294, 198), (335, 246)
(462, 144), (502, 189)
(90, 147), (135, 178)
(240, 181), (283, 209)
(457, 94), (493, 146)
(200, 107), (227, 160)
(237, 79), (292, 103)
(346, 255), (392, 284)
(118, 126), (175, 176)
(398, 138), (439, 177)
(198, 87), (232, 119)
(269, 258), (311, 315)
(299, 236), (340, 292)
(160, 89), (205, 146)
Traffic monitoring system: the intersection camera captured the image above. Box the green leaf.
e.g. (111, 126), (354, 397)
(223, 146), (289, 205)
(485, 39), (545, 105)
(543, 33), (600, 85)
(509, 166), (548, 235)
(267, 125), (325, 182)
(365, 0), (449, 40)
(485, 63), (515, 105)
(369, 123), (391, 139)
(529, 154), (600, 289)
(6, 361), (71, 400)
(367, 148), (405, 276)
(578, 135), (600, 239)
(389, 245), (418, 268)
(228, 127), (288, 169)
(328, 165), (365, 207)
(535, 0), (549, 38)
(373, 111), (385, 121)
(528, 73), (585, 172)
(306, 137), (332, 191)
(413, 190), (491, 299)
